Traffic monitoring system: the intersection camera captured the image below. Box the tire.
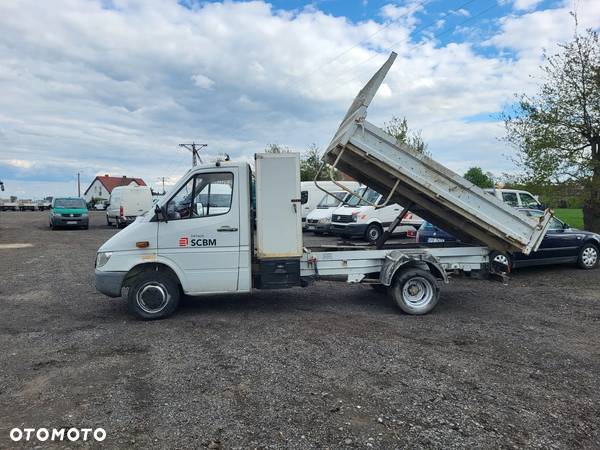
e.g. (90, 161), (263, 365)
(127, 271), (180, 320)
(83, 225), (89, 230)
(106, 216), (111, 226)
(365, 223), (383, 244)
(389, 268), (440, 315)
(490, 251), (512, 273)
(578, 243), (599, 270)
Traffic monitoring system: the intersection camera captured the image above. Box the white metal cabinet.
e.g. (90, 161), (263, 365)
(255, 153), (302, 258)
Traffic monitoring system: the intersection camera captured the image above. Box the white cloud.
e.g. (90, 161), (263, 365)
(191, 74), (215, 89)
(513, 0), (543, 11)
(0, 0), (599, 198)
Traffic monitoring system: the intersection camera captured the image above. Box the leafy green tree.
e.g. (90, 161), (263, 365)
(264, 143), (292, 153)
(503, 15), (600, 231)
(464, 167), (494, 188)
(300, 144), (341, 181)
(384, 116), (429, 155)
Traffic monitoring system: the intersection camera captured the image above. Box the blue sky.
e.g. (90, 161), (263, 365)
(0, 0), (598, 199)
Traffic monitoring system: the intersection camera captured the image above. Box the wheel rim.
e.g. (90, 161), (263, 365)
(368, 227), (380, 241)
(402, 276), (434, 308)
(582, 247), (598, 267)
(136, 282), (170, 314)
(493, 254), (509, 266)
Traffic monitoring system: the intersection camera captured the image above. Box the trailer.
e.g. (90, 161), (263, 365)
(0, 201), (18, 212)
(94, 54), (552, 320)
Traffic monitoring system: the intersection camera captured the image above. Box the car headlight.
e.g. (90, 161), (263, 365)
(82, 212), (89, 217)
(319, 217), (330, 224)
(96, 252), (112, 268)
(351, 213), (358, 222)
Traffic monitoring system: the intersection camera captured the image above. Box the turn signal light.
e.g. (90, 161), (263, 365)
(136, 241), (150, 248)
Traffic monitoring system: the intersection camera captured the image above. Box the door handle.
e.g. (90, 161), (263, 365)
(217, 226), (238, 232)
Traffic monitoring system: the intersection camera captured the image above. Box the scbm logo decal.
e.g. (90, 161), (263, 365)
(178, 237), (216, 247)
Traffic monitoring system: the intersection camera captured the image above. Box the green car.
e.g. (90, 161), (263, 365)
(49, 197), (89, 230)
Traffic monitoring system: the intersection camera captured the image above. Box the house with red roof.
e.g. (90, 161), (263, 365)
(83, 174), (147, 203)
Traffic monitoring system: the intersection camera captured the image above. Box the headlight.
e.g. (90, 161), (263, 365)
(319, 217), (330, 224)
(82, 212), (89, 217)
(96, 252), (112, 268)
(351, 213), (358, 222)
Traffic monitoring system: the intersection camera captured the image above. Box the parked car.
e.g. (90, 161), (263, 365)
(416, 208), (599, 270)
(485, 188), (543, 210)
(300, 181), (359, 229)
(49, 197), (89, 230)
(94, 201), (107, 210)
(330, 187), (423, 243)
(106, 185), (153, 228)
(305, 191), (350, 234)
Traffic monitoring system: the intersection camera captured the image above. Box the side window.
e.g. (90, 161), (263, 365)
(166, 173), (233, 220)
(519, 193), (538, 208)
(548, 217), (564, 231)
(502, 192), (519, 207)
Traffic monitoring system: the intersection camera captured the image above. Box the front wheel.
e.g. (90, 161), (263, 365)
(578, 243), (599, 270)
(365, 223), (383, 244)
(389, 268), (440, 315)
(127, 271), (180, 320)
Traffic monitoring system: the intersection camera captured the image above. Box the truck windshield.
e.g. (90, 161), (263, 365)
(346, 188), (379, 207)
(54, 199), (86, 209)
(317, 192), (346, 208)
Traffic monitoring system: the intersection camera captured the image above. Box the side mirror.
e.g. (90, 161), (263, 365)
(300, 191), (308, 205)
(155, 204), (168, 223)
(196, 202), (205, 217)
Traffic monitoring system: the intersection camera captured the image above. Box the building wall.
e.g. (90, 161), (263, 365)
(84, 180), (109, 203)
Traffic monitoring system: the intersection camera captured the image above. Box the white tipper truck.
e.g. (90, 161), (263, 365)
(94, 53), (553, 320)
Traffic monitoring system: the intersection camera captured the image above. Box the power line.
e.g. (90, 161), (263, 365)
(179, 142), (207, 166)
(309, 0), (479, 78)
(344, 0), (495, 75)
(337, 0), (499, 81)
(308, 0), (430, 75)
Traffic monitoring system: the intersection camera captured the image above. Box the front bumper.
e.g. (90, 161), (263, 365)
(330, 223), (368, 237)
(51, 216), (89, 227)
(306, 221), (331, 232)
(95, 270), (127, 297)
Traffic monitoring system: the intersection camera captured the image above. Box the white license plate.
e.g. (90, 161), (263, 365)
(427, 237), (445, 243)
(66, 221), (77, 225)
(307, 226), (315, 230)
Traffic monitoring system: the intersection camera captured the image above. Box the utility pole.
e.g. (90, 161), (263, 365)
(179, 142), (207, 166)
(158, 177), (166, 194)
(77, 172), (81, 197)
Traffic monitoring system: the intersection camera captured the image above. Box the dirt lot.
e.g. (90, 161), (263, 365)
(0, 211), (599, 449)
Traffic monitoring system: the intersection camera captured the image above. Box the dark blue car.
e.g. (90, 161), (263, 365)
(416, 208), (599, 270)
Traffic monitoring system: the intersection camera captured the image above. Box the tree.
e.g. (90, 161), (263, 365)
(384, 116), (429, 155)
(503, 15), (600, 231)
(300, 143), (341, 181)
(464, 167), (494, 188)
(264, 143), (291, 153)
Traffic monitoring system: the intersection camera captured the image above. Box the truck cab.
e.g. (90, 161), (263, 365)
(95, 154), (303, 319)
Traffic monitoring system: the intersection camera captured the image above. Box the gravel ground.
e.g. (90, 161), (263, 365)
(0, 211), (599, 449)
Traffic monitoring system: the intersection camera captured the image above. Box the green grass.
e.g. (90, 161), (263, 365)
(554, 208), (584, 229)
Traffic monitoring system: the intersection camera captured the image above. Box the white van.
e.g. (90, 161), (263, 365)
(484, 188), (543, 210)
(106, 185), (153, 228)
(300, 181), (359, 229)
(305, 190), (350, 234)
(330, 187), (423, 243)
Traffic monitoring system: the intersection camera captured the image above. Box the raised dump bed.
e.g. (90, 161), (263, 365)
(322, 52), (552, 255)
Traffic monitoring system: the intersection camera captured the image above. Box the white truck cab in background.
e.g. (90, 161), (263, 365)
(330, 187), (424, 243)
(300, 180), (359, 228)
(305, 191), (351, 234)
(106, 185), (154, 228)
(485, 188), (543, 210)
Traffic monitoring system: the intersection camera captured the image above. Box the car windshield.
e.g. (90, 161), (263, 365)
(346, 188), (379, 207)
(317, 192), (346, 208)
(54, 198), (86, 209)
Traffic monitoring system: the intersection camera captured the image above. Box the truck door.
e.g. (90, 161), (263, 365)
(158, 168), (240, 293)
